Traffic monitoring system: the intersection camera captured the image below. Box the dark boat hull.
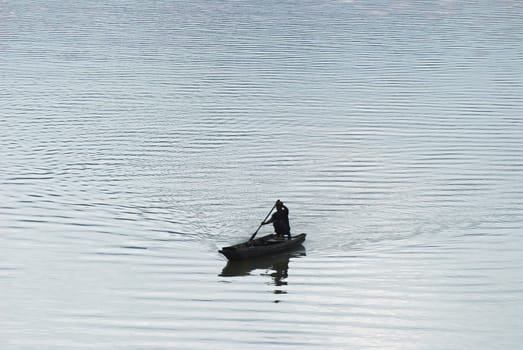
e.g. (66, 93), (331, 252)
(219, 233), (306, 261)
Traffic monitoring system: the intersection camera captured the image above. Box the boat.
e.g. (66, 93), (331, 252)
(219, 233), (306, 261)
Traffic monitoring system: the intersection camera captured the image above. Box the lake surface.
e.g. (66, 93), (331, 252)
(1, 1), (523, 349)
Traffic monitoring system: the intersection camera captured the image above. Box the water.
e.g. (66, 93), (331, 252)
(1, 0), (523, 348)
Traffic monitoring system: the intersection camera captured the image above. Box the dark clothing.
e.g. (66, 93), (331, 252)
(270, 206), (290, 236)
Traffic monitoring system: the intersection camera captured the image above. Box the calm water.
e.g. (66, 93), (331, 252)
(1, 0), (523, 349)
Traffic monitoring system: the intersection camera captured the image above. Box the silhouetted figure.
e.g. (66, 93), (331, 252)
(261, 200), (291, 239)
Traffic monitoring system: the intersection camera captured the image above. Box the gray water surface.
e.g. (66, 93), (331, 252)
(1, 1), (523, 349)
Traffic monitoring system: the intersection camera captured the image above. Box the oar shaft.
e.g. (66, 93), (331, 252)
(249, 202), (277, 241)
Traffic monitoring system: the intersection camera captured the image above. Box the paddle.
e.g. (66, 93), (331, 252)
(249, 202), (277, 241)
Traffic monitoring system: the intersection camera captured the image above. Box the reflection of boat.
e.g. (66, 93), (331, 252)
(220, 247), (306, 279)
(219, 233), (306, 261)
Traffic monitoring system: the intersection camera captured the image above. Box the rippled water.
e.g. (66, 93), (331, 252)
(1, 1), (523, 349)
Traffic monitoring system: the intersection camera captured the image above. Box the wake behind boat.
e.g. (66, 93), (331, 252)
(219, 233), (306, 261)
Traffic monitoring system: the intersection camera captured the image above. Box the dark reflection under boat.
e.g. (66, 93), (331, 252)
(220, 246), (306, 287)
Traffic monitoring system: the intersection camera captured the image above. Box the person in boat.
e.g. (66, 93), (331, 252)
(261, 200), (291, 239)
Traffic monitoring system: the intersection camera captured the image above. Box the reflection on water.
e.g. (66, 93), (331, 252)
(221, 248), (305, 281)
(220, 248), (305, 302)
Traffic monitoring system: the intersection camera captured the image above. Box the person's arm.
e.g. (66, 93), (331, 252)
(261, 217), (273, 225)
(262, 208), (278, 225)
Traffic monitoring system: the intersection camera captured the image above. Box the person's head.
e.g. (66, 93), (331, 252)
(276, 200), (283, 210)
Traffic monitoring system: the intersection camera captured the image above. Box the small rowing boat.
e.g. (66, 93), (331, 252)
(219, 233), (306, 261)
